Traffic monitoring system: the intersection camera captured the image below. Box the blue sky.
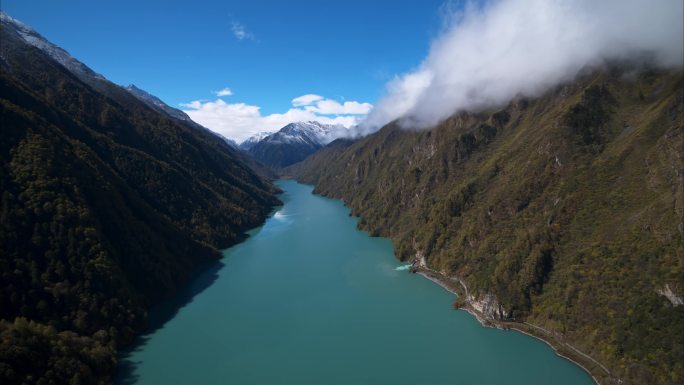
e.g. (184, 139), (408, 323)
(3, 0), (452, 139)
(5, 1), (681, 142)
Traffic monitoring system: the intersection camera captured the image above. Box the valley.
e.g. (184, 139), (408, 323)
(1, 2), (682, 385)
(116, 180), (595, 385)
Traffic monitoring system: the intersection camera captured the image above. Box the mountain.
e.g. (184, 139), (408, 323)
(124, 84), (239, 149)
(124, 82), (278, 180)
(0, 13), (105, 83)
(124, 84), (277, 180)
(247, 121), (342, 168)
(0, 12), (280, 384)
(287, 66), (684, 385)
(125, 84), (193, 122)
(0, 12), (242, 151)
(239, 131), (274, 151)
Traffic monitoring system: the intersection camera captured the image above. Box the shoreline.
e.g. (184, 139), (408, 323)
(297, 183), (616, 384)
(412, 265), (614, 385)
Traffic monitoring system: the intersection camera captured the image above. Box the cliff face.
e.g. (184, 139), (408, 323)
(288, 67), (684, 385)
(468, 294), (512, 321)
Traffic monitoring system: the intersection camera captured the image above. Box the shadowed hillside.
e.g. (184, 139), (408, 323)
(0, 15), (280, 384)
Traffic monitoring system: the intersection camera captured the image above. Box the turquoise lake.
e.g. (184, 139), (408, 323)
(117, 180), (594, 385)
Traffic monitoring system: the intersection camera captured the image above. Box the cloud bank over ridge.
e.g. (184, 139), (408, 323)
(361, 0), (684, 133)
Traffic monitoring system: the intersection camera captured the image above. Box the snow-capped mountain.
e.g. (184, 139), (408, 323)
(246, 121), (346, 168)
(1, 12), (338, 163)
(0, 12), (105, 83)
(0, 12), (239, 150)
(268, 121), (340, 145)
(239, 132), (275, 151)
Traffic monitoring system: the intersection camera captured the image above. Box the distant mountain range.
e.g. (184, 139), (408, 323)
(5, 8), (337, 170)
(0, 11), (279, 384)
(241, 121), (345, 168)
(239, 131), (274, 151)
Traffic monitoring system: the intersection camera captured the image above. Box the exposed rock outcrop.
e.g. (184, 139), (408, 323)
(467, 293), (514, 321)
(658, 284), (683, 306)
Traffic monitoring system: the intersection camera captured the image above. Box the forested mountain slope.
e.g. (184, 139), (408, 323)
(288, 67), (683, 385)
(0, 15), (280, 384)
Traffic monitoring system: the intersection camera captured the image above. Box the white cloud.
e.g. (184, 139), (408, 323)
(180, 100), (203, 110)
(291, 94), (324, 107)
(215, 87), (232, 97)
(305, 99), (373, 115)
(181, 95), (372, 142)
(361, 0), (684, 132)
(231, 21), (254, 41)
(291, 94), (373, 114)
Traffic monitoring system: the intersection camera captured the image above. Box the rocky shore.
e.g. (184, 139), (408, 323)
(409, 256), (616, 385)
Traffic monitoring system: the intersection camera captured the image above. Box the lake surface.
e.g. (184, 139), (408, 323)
(117, 180), (593, 385)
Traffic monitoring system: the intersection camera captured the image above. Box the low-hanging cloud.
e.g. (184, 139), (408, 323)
(361, 0), (684, 133)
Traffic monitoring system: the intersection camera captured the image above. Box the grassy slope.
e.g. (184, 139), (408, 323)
(288, 68), (683, 385)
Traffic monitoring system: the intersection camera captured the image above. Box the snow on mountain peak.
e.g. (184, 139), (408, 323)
(239, 132), (275, 150)
(276, 121), (345, 144)
(0, 12), (105, 81)
(244, 121), (352, 168)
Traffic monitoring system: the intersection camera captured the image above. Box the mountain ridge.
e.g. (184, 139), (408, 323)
(0, 12), (105, 82)
(125, 84), (193, 122)
(287, 66), (684, 385)
(0, 13), (280, 384)
(239, 131), (274, 151)
(246, 121), (345, 168)
(124, 84), (239, 148)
